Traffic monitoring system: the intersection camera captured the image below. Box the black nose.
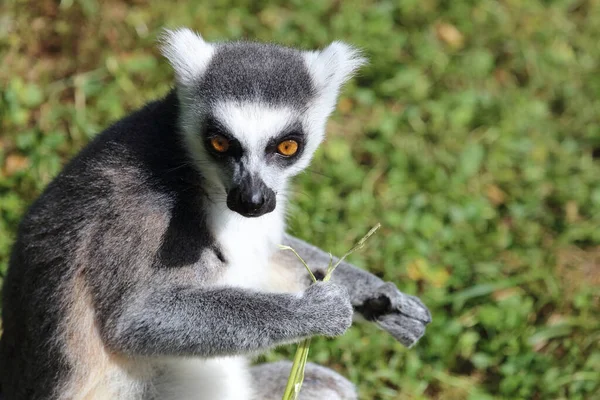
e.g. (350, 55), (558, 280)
(227, 179), (276, 218)
(238, 189), (265, 212)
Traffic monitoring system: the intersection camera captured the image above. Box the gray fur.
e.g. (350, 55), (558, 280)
(199, 42), (315, 107)
(279, 235), (432, 347)
(0, 33), (430, 400)
(104, 282), (352, 357)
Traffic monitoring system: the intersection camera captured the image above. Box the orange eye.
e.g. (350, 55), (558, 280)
(277, 140), (299, 157)
(210, 136), (230, 153)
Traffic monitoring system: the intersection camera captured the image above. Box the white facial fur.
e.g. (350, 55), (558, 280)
(159, 28), (215, 86)
(302, 42), (367, 144)
(211, 101), (300, 187)
(160, 28), (366, 208)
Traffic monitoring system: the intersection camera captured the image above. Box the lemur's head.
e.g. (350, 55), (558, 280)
(161, 28), (365, 218)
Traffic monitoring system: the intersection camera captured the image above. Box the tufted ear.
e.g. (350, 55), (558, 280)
(159, 28), (215, 86)
(303, 41), (367, 110)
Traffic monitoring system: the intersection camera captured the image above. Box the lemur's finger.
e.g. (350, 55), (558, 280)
(373, 282), (432, 324)
(376, 314), (427, 348)
(395, 293), (432, 324)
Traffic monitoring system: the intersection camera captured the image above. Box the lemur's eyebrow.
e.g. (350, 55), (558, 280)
(203, 116), (232, 138)
(267, 121), (305, 144)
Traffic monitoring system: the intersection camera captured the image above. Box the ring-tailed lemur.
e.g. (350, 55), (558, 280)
(0, 29), (431, 400)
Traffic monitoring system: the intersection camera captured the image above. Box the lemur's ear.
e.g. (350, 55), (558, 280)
(304, 42), (367, 107)
(160, 28), (215, 86)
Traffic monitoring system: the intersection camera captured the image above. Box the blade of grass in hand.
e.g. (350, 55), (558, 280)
(282, 338), (311, 400)
(279, 224), (380, 400)
(279, 245), (315, 400)
(325, 223), (380, 280)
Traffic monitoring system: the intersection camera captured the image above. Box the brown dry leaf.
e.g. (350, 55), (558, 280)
(338, 97), (354, 114)
(3, 153), (29, 177)
(258, 8), (288, 29)
(435, 22), (464, 49)
(532, 340), (547, 353)
(556, 246), (600, 293)
(407, 258), (429, 281)
(492, 287), (522, 301)
(486, 184), (507, 206)
(547, 313), (566, 326)
(494, 68), (511, 86)
(389, 102), (405, 114)
(499, 251), (525, 271)
(565, 201), (580, 223)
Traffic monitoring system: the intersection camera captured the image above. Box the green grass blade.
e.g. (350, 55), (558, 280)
(325, 223), (381, 281)
(278, 245), (317, 283)
(282, 338), (312, 400)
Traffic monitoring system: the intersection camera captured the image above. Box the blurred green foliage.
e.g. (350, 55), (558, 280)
(1, 0), (600, 398)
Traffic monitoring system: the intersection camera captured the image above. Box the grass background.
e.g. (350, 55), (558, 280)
(1, 0), (600, 399)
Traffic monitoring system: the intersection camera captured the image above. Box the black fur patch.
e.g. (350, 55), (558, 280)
(355, 295), (392, 321)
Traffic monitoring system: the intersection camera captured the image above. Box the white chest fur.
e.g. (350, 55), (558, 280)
(208, 203), (285, 291)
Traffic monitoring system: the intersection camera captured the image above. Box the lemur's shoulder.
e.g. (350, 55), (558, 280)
(64, 90), (184, 179)
(17, 89), (208, 277)
(32, 90), (197, 213)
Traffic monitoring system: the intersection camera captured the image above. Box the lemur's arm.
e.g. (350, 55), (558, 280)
(99, 282), (352, 357)
(277, 234), (432, 347)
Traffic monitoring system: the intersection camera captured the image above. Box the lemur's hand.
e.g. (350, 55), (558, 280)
(357, 282), (431, 347)
(300, 282), (353, 338)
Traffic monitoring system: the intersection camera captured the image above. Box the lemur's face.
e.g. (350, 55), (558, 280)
(199, 102), (306, 218)
(161, 29), (365, 218)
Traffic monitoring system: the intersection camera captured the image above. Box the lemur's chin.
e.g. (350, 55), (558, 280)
(230, 207), (275, 218)
(227, 201), (276, 218)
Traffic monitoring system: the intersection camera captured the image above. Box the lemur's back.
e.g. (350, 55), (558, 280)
(0, 92), (204, 398)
